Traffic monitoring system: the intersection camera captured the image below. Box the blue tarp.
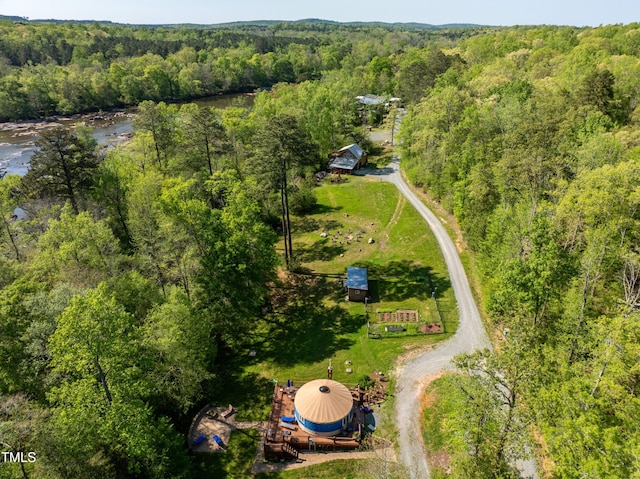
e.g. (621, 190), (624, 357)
(213, 435), (223, 446)
(193, 434), (207, 445)
(281, 416), (296, 423)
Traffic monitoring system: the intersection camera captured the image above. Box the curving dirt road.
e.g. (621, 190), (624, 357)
(366, 158), (492, 477)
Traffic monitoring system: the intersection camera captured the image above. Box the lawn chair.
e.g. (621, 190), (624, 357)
(193, 434), (207, 445)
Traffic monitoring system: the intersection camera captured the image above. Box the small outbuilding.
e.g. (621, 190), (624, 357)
(328, 144), (368, 174)
(356, 94), (386, 106)
(346, 266), (368, 302)
(294, 379), (355, 437)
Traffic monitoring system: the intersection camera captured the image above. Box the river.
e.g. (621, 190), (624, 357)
(0, 93), (254, 177)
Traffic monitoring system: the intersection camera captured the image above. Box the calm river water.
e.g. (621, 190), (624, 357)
(0, 93), (253, 177)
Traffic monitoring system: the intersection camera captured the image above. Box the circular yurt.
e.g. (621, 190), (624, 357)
(294, 379), (354, 437)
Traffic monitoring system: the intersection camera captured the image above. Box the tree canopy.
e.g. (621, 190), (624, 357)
(1, 19), (640, 478)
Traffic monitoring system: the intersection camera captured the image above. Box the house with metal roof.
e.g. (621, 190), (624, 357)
(328, 144), (368, 175)
(346, 266), (368, 302)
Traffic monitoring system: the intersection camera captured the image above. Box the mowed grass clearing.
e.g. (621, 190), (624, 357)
(202, 170), (459, 478)
(245, 173), (457, 387)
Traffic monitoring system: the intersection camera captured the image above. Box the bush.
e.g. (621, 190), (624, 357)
(358, 374), (376, 390)
(289, 182), (317, 215)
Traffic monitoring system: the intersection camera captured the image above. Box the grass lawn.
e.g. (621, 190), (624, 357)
(244, 172), (457, 389)
(204, 168), (459, 477)
(257, 460), (367, 478)
(192, 429), (261, 478)
(256, 457), (401, 478)
(421, 376), (455, 479)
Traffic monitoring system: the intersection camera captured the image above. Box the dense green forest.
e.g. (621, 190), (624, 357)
(400, 24), (640, 478)
(0, 19), (406, 478)
(0, 18), (482, 121)
(0, 17), (639, 478)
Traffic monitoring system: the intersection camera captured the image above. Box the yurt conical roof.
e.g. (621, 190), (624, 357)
(294, 379), (353, 424)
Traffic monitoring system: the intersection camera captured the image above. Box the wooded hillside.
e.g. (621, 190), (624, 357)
(400, 24), (640, 478)
(0, 19), (638, 478)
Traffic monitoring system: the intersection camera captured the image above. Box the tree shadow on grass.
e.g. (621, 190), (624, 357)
(292, 216), (321, 233)
(259, 306), (355, 367)
(351, 260), (451, 303)
(313, 203), (342, 215)
(291, 215), (344, 235)
(367, 279), (381, 302)
(296, 239), (346, 263)
(205, 366), (275, 422)
(252, 276), (361, 367)
(191, 426), (260, 478)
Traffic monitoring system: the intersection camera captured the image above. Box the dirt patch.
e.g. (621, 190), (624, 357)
(429, 449), (451, 473)
(421, 391), (437, 410)
(364, 370), (389, 404)
(418, 371), (446, 391)
(397, 309), (418, 322)
(269, 272), (323, 311)
(376, 309), (419, 323)
(396, 343), (434, 363)
(421, 322), (443, 334)
(190, 406), (237, 453)
(533, 427), (556, 478)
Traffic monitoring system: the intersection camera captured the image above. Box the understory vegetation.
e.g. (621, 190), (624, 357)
(401, 23), (640, 479)
(0, 17), (638, 479)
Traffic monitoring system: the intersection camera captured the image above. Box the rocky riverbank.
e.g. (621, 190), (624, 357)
(0, 110), (134, 137)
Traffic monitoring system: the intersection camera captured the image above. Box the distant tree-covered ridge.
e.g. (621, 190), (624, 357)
(0, 19), (639, 478)
(0, 19), (490, 121)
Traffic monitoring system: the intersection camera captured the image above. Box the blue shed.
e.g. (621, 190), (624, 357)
(346, 266), (368, 302)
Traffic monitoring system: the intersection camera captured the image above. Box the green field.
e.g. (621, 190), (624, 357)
(201, 171), (458, 477)
(245, 172), (457, 390)
(257, 456), (403, 478)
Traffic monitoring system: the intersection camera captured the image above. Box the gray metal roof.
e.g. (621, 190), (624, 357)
(347, 267), (368, 290)
(338, 143), (365, 160)
(329, 156), (359, 171)
(356, 94), (386, 105)
(329, 143), (367, 171)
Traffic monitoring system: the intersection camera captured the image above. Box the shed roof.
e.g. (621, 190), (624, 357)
(294, 379), (353, 424)
(329, 156), (359, 171)
(347, 266), (368, 291)
(337, 143), (366, 160)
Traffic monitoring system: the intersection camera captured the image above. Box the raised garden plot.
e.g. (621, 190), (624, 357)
(376, 309), (419, 322)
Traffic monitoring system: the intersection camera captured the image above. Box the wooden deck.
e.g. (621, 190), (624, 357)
(264, 384), (366, 459)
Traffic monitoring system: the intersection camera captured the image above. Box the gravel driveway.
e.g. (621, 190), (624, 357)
(363, 158), (537, 479)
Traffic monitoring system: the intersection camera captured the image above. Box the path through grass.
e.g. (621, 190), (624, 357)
(205, 170), (459, 478)
(246, 174), (457, 387)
